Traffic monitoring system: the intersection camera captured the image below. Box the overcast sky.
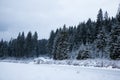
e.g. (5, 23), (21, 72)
(0, 0), (119, 40)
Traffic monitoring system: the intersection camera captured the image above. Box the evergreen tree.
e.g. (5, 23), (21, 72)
(25, 31), (33, 57)
(96, 29), (107, 58)
(32, 32), (38, 57)
(0, 40), (8, 57)
(96, 9), (103, 35)
(116, 4), (120, 24)
(53, 25), (70, 60)
(38, 39), (48, 56)
(116, 12), (120, 24)
(110, 25), (120, 60)
(74, 23), (82, 46)
(68, 26), (75, 51)
(86, 19), (95, 43)
(21, 32), (25, 57)
(104, 11), (109, 20)
(15, 32), (25, 57)
(16, 33), (22, 57)
(8, 39), (15, 57)
(46, 30), (56, 56)
(0, 39), (4, 57)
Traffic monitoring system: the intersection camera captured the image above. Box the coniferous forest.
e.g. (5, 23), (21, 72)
(0, 7), (120, 60)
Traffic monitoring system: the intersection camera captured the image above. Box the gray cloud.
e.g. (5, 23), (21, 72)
(0, 22), (9, 31)
(0, 0), (119, 40)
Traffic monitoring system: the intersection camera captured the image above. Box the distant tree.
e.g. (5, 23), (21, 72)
(32, 32), (38, 57)
(95, 29), (107, 58)
(8, 39), (15, 57)
(15, 32), (26, 57)
(86, 19), (96, 43)
(68, 26), (75, 51)
(0, 40), (8, 57)
(116, 4), (120, 24)
(97, 9), (103, 23)
(110, 25), (120, 60)
(16, 33), (22, 57)
(117, 4), (120, 15)
(21, 32), (25, 57)
(104, 11), (109, 20)
(0, 39), (4, 57)
(74, 23), (87, 45)
(81, 23), (87, 44)
(46, 30), (56, 56)
(53, 25), (70, 60)
(74, 23), (82, 46)
(38, 39), (48, 56)
(25, 31), (33, 57)
(116, 12), (120, 24)
(96, 9), (103, 35)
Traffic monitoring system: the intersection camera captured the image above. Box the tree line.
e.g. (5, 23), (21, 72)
(0, 32), (47, 58)
(47, 7), (120, 60)
(0, 6), (120, 60)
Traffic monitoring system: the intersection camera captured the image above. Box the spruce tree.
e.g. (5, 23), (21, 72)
(95, 29), (107, 58)
(96, 9), (103, 35)
(53, 25), (70, 60)
(110, 25), (120, 60)
(46, 30), (56, 56)
(33, 32), (38, 57)
(25, 31), (33, 57)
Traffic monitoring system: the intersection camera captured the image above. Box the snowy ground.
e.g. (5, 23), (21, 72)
(0, 57), (120, 69)
(0, 62), (120, 80)
(33, 57), (120, 69)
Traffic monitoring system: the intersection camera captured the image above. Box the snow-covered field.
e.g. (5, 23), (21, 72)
(0, 62), (120, 80)
(1, 57), (120, 69)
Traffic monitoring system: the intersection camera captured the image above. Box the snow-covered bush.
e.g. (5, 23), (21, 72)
(33, 57), (120, 69)
(34, 57), (53, 64)
(76, 50), (90, 60)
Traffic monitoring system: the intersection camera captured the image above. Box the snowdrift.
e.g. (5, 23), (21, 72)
(33, 57), (120, 69)
(0, 57), (120, 69)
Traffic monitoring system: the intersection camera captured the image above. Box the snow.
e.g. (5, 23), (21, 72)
(1, 57), (120, 69)
(0, 57), (120, 69)
(33, 58), (120, 69)
(0, 62), (120, 80)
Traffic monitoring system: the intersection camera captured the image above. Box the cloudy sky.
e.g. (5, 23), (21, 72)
(0, 0), (119, 40)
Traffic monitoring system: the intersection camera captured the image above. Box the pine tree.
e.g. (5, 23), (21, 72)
(16, 33), (22, 57)
(33, 32), (38, 57)
(86, 19), (95, 43)
(116, 12), (120, 24)
(21, 32), (25, 57)
(74, 23), (82, 47)
(116, 4), (120, 24)
(46, 30), (56, 57)
(38, 39), (48, 56)
(8, 39), (15, 57)
(25, 31), (33, 57)
(104, 11), (109, 20)
(110, 24), (120, 60)
(96, 9), (103, 35)
(0, 40), (8, 57)
(0, 39), (4, 57)
(97, 9), (103, 23)
(53, 25), (70, 60)
(68, 26), (75, 51)
(95, 28), (107, 58)
(117, 4), (120, 15)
